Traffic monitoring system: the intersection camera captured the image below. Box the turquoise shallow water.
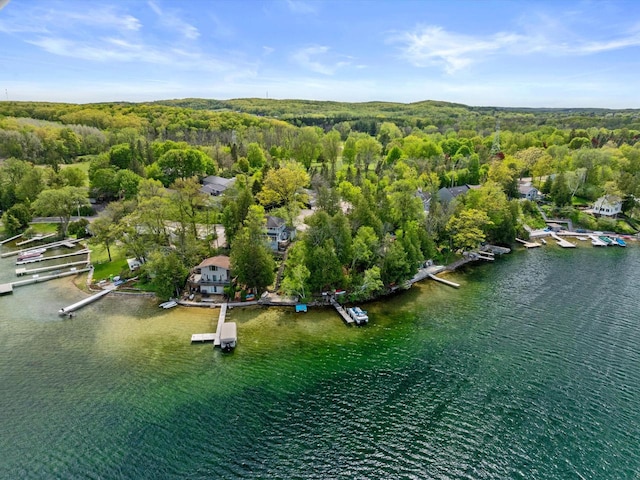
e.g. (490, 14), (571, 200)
(1, 242), (639, 479)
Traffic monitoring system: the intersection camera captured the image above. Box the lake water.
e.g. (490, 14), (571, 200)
(1, 242), (639, 479)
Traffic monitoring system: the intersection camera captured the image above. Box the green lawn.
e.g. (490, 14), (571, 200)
(27, 223), (60, 235)
(89, 241), (129, 281)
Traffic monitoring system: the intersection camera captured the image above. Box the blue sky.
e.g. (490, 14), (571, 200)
(1, 0), (640, 107)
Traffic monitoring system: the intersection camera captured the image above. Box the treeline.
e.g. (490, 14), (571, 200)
(1, 99), (640, 300)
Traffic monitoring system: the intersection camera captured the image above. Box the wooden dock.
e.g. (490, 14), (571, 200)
(16, 260), (90, 276)
(1, 238), (82, 258)
(0, 233), (23, 245)
(550, 232), (576, 248)
(428, 273), (460, 288)
(191, 333), (216, 342)
(16, 249), (90, 265)
(213, 303), (227, 346)
(0, 267), (93, 295)
(15, 233), (56, 246)
(0, 283), (13, 295)
(330, 298), (355, 324)
(516, 238), (542, 248)
(589, 235), (607, 246)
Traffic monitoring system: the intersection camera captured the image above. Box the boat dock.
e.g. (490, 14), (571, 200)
(589, 235), (607, 247)
(16, 249), (90, 265)
(15, 233), (56, 246)
(550, 233), (576, 248)
(330, 297), (355, 324)
(16, 260), (90, 276)
(516, 238), (542, 248)
(0, 267), (92, 295)
(58, 286), (115, 315)
(0, 233), (24, 245)
(1, 238), (82, 258)
(191, 302), (237, 349)
(428, 273), (460, 288)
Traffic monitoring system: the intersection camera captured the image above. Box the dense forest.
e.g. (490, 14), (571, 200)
(1, 99), (639, 300)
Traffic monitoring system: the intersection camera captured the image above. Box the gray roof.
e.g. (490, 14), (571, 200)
(266, 215), (286, 229)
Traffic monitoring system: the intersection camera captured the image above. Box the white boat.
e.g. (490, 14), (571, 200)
(159, 300), (178, 309)
(17, 248), (46, 260)
(347, 306), (369, 325)
(540, 238), (547, 245)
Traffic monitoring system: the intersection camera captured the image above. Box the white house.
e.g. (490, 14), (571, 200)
(265, 215), (294, 251)
(188, 255), (231, 294)
(592, 195), (622, 217)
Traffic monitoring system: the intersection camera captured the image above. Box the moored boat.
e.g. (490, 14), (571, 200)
(17, 248), (47, 261)
(615, 237), (627, 247)
(347, 306), (369, 325)
(598, 236), (613, 245)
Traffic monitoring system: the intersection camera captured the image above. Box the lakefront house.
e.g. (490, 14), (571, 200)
(188, 255), (231, 295)
(592, 195), (622, 217)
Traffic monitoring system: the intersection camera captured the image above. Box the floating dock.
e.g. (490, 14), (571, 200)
(1, 238), (82, 258)
(516, 238), (542, 248)
(58, 287), (115, 315)
(330, 297), (355, 325)
(550, 233), (576, 248)
(0, 283), (13, 295)
(16, 249), (90, 265)
(0, 233), (24, 245)
(589, 235), (607, 247)
(191, 333), (216, 342)
(1, 267), (91, 295)
(428, 273), (460, 288)
(15, 233), (56, 246)
(16, 260), (89, 276)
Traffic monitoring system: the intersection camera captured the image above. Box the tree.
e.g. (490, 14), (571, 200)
(109, 143), (134, 170)
(91, 213), (120, 262)
(145, 250), (189, 300)
(32, 186), (89, 237)
(551, 172), (572, 207)
(350, 225), (379, 271)
(355, 135), (382, 171)
(230, 205), (275, 293)
(446, 208), (492, 251)
(293, 127), (321, 168)
(281, 264), (310, 299)
(246, 142), (266, 169)
(2, 204), (32, 235)
(351, 266), (384, 301)
(380, 235), (411, 286)
(258, 161), (309, 220)
(321, 130), (341, 167)
(59, 166), (87, 187)
(157, 147), (213, 185)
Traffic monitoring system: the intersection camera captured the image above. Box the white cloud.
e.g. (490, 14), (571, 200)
(147, 0), (199, 40)
(394, 23), (640, 74)
(291, 46), (350, 75)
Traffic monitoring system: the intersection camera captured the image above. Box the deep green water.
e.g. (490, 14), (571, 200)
(1, 243), (640, 479)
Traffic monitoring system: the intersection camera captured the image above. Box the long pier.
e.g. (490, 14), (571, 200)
(16, 260), (90, 276)
(1, 238), (82, 258)
(428, 273), (460, 288)
(58, 286), (115, 315)
(16, 249), (90, 265)
(0, 267), (92, 295)
(16, 233), (56, 246)
(330, 298), (355, 324)
(214, 303), (228, 346)
(0, 233), (23, 245)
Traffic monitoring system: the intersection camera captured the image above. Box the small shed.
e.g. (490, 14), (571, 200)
(219, 322), (237, 351)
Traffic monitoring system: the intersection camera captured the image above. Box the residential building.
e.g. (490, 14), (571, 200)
(188, 255), (231, 295)
(518, 182), (540, 201)
(266, 215), (294, 251)
(592, 195), (622, 217)
(437, 184), (480, 203)
(200, 175), (236, 196)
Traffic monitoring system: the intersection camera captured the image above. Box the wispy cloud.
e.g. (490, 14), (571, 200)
(291, 46), (350, 75)
(147, 0), (199, 40)
(393, 23), (640, 74)
(285, 0), (317, 15)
